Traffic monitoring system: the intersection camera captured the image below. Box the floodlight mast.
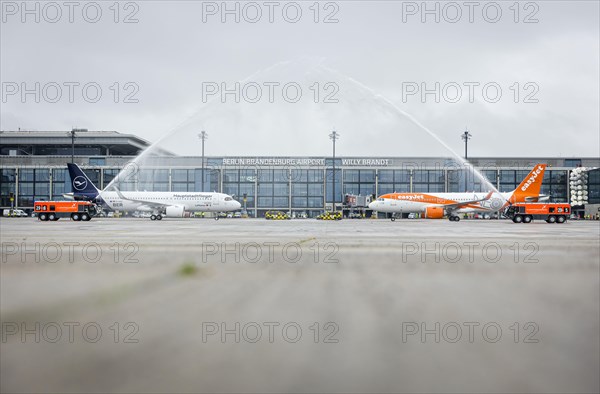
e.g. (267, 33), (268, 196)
(329, 130), (340, 212)
(461, 128), (472, 192)
(69, 128), (87, 164)
(198, 131), (208, 192)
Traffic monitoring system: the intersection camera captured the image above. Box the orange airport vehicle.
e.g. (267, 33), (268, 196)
(34, 201), (98, 221)
(504, 202), (570, 224)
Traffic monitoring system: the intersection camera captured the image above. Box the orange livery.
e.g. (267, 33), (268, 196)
(504, 202), (570, 224)
(34, 201), (98, 221)
(369, 164), (547, 222)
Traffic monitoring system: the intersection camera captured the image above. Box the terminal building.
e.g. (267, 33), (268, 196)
(1, 130), (599, 217)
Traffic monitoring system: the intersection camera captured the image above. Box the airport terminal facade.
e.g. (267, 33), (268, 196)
(1, 130), (599, 217)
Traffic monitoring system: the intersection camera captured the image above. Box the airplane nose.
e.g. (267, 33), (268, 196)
(235, 201), (241, 209)
(368, 202), (376, 210)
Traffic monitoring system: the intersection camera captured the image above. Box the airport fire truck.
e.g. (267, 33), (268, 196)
(504, 202), (570, 224)
(34, 201), (98, 221)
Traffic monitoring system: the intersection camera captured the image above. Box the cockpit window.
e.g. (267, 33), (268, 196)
(377, 198), (384, 201)
(224, 197), (233, 201)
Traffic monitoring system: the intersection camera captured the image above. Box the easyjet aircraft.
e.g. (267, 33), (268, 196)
(368, 164), (547, 221)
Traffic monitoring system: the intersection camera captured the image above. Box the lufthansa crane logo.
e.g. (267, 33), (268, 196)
(73, 176), (87, 191)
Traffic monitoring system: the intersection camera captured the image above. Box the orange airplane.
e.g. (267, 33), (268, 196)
(368, 164), (547, 221)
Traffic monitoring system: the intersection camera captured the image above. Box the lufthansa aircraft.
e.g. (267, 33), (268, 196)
(66, 163), (241, 220)
(368, 164), (547, 221)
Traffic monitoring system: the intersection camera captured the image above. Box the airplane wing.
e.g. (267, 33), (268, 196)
(112, 188), (172, 208)
(434, 191), (494, 210)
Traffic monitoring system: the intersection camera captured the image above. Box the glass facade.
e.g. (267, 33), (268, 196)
(17, 169), (50, 207)
(2, 160), (596, 217)
(540, 170), (569, 202)
(0, 169), (16, 207)
(588, 169), (600, 204)
(51, 169), (70, 201)
(377, 170), (410, 195)
(343, 170), (375, 197)
(448, 168), (497, 192)
(325, 169), (342, 204)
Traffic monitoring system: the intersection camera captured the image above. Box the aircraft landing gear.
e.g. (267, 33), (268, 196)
(156, 214), (162, 220)
(390, 216), (396, 222)
(449, 215), (460, 222)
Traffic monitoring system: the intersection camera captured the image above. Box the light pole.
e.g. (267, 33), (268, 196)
(198, 131), (208, 192)
(329, 130), (339, 212)
(70, 129), (75, 163)
(461, 128), (472, 159)
(69, 128), (87, 164)
(461, 128), (472, 191)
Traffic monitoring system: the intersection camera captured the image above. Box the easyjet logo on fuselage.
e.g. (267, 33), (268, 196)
(521, 165), (544, 192)
(395, 194), (425, 201)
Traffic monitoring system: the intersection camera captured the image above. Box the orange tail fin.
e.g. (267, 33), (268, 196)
(510, 164), (547, 203)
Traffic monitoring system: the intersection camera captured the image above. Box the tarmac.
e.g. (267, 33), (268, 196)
(1, 217), (599, 393)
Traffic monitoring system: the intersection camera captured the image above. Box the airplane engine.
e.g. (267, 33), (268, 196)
(165, 205), (185, 217)
(423, 206), (445, 219)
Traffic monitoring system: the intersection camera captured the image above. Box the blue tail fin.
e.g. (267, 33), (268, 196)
(67, 163), (101, 199)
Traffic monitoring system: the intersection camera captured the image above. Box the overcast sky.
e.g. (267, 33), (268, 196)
(1, 0), (599, 157)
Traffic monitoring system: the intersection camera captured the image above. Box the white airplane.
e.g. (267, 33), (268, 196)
(368, 164), (547, 221)
(67, 163), (240, 220)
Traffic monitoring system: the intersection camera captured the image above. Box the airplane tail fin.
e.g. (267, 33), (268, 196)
(509, 164), (547, 203)
(67, 163), (101, 199)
